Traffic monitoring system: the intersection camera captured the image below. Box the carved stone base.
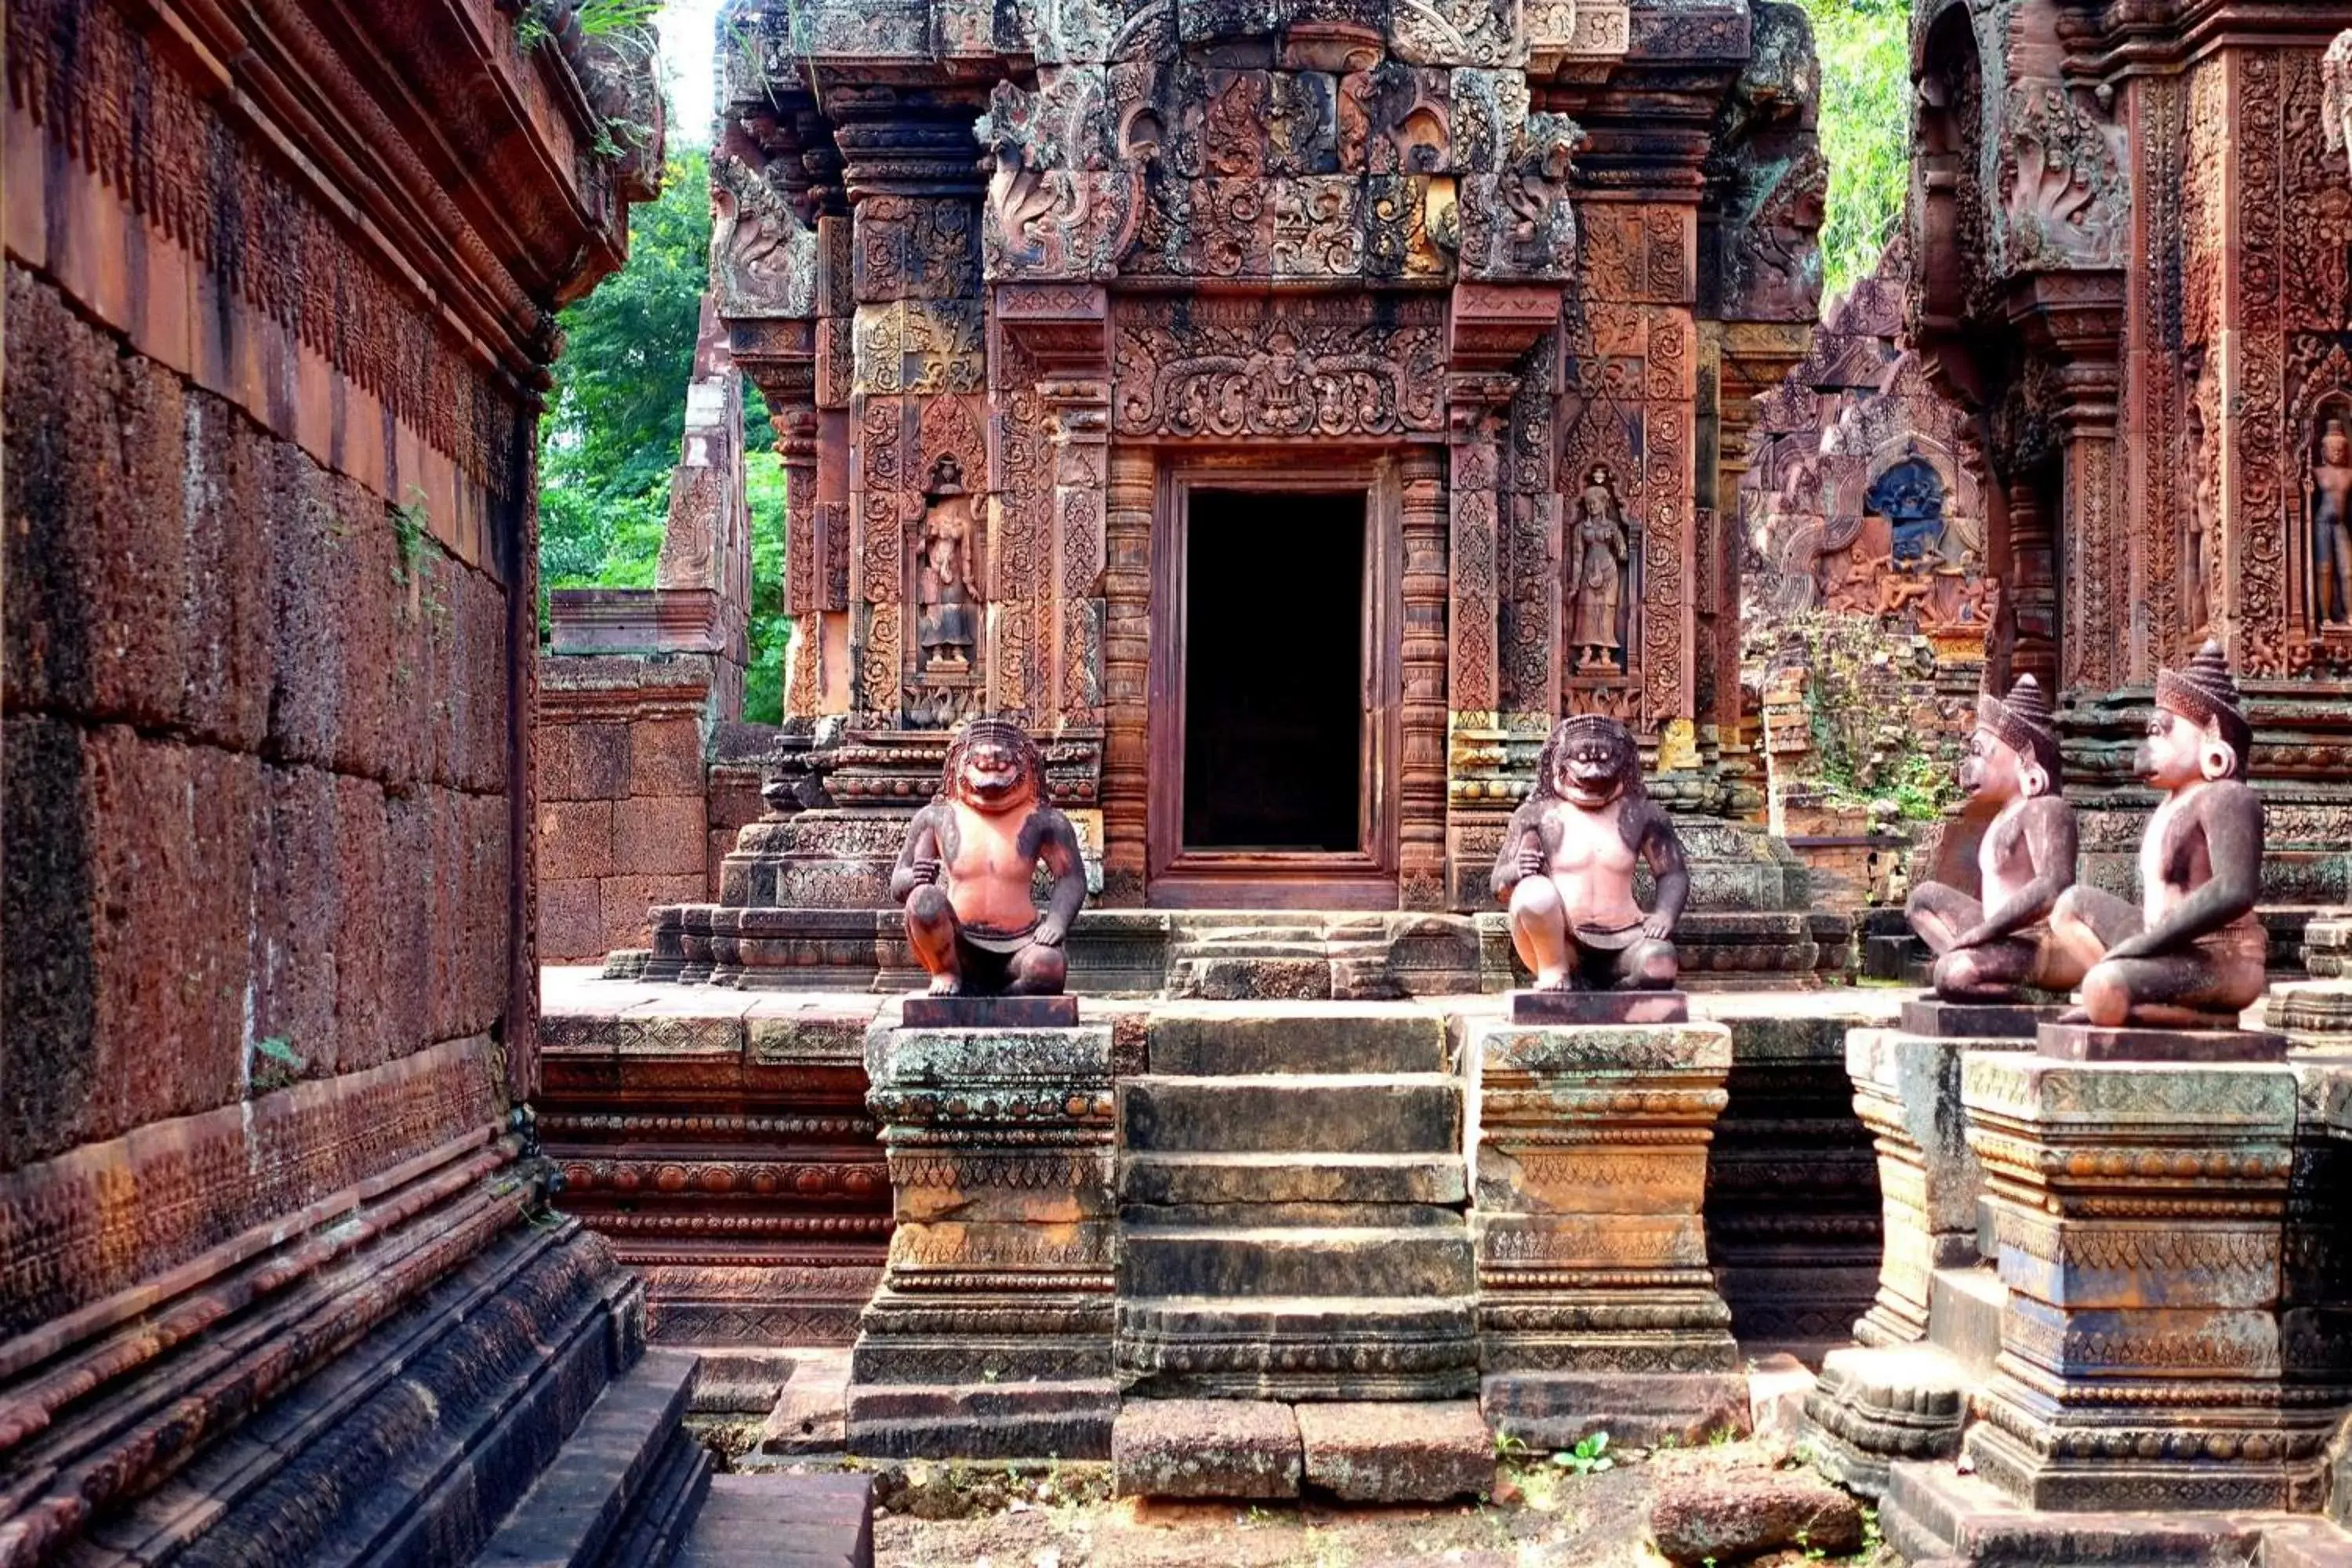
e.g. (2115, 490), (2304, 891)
(1479, 1370), (1750, 1447)
(1508, 988), (1690, 1025)
(637, 908), (1849, 996)
(1799, 1343), (1967, 1501)
(1881, 1459), (2352, 1567)
(848, 1022), (1117, 1459)
(1113, 1296), (1479, 1402)
(1467, 1020), (1744, 1441)
(2038, 1019), (2291, 1063)
(901, 993), (1081, 1028)
(843, 1374), (1120, 1460)
(1900, 996), (2067, 1039)
(1846, 1026), (2031, 1347)
(1960, 1053), (2332, 1511)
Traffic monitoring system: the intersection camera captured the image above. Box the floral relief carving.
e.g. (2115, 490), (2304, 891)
(1111, 296), (1446, 437)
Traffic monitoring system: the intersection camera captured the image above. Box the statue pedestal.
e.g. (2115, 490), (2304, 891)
(1799, 1019), (2032, 1499)
(846, 1022), (1117, 1458)
(900, 993), (1080, 1029)
(1465, 1020), (1745, 1444)
(1900, 996), (2068, 1038)
(1952, 1052), (2328, 1511)
(1506, 989), (1689, 1025)
(2038, 1019), (2289, 1064)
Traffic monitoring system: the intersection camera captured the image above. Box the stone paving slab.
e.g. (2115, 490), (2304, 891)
(1112, 1399), (1302, 1499)
(1294, 1399), (1492, 1502)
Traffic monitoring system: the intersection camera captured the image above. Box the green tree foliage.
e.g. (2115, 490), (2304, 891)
(539, 146), (791, 722)
(1799, 0), (1911, 301)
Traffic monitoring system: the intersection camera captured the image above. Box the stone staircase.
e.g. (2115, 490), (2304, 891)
(1113, 1004), (1480, 1400)
(471, 1348), (876, 1568)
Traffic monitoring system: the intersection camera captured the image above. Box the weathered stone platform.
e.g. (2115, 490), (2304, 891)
(539, 971), (891, 1358)
(620, 907), (1854, 998)
(540, 971), (1901, 1410)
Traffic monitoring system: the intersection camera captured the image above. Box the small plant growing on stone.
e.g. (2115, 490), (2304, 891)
(513, 2), (553, 51)
(576, 0), (659, 34)
(392, 489), (430, 585)
(1553, 1430), (1613, 1475)
(1708, 1425), (1739, 1446)
(249, 1035), (305, 1094)
(1494, 1429), (1530, 1461)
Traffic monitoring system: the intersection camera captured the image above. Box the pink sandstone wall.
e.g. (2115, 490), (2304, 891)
(0, 0), (655, 1553)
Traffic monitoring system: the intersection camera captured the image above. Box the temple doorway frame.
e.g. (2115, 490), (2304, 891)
(1144, 450), (1408, 909)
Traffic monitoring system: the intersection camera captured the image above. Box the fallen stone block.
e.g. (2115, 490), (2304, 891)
(1112, 1399), (1301, 1499)
(1650, 1471), (1864, 1565)
(1295, 1399), (1492, 1503)
(757, 1348), (853, 1454)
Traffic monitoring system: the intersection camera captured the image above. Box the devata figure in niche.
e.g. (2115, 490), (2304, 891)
(2310, 416), (2352, 627)
(1569, 467), (1628, 673)
(1905, 676), (2083, 1000)
(2049, 641), (2267, 1027)
(1493, 714), (1687, 990)
(917, 455), (978, 673)
(891, 717), (1086, 996)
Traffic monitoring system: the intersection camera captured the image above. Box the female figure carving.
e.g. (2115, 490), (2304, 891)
(1568, 466), (1628, 673)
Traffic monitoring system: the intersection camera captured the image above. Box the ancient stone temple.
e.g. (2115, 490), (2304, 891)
(1742, 242), (1993, 902)
(1905, 0), (2352, 916)
(0, 0), (749, 1561)
(696, 0), (1831, 926)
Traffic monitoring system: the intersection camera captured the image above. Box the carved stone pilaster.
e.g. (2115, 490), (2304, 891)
(1400, 448), (1450, 910)
(1468, 1021), (1746, 1446)
(2009, 273), (2125, 697)
(1102, 445), (1155, 906)
(847, 1022), (1119, 1458)
(831, 100), (987, 730)
(1958, 1053), (2330, 1511)
(1446, 379), (1511, 910)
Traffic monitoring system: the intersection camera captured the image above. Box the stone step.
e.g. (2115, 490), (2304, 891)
(1927, 1263), (2005, 1381)
(1145, 1005), (1449, 1076)
(677, 1473), (874, 1568)
(1166, 956), (1334, 1001)
(1117, 1294), (1477, 1345)
(1121, 1150), (1467, 1207)
(1120, 1074), (1461, 1155)
(842, 1378), (1117, 1460)
(1116, 1295), (1481, 1400)
(474, 1346), (702, 1568)
(756, 1348), (851, 1455)
(1119, 1225), (1475, 1298)
(1123, 1200), (1463, 1229)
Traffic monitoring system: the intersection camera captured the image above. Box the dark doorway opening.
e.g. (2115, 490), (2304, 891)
(1182, 489), (1365, 852)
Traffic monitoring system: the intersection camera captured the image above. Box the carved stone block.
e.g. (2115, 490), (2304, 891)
(1466, 1020), (1744, 1443)
(1846, 1025), (2031, 1348)
(1801, 1343), (1967, 1501)
(1959, 1053), (2332, 1511)
(847, 1022), (1119, 1457)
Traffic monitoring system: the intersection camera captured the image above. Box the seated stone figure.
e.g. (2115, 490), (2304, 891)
(2049, 641), (2268, 1028)
(890, 717), (1086, 996)
(1906, 674), (2083, 1000)
(1492, 713), (1689, 990)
